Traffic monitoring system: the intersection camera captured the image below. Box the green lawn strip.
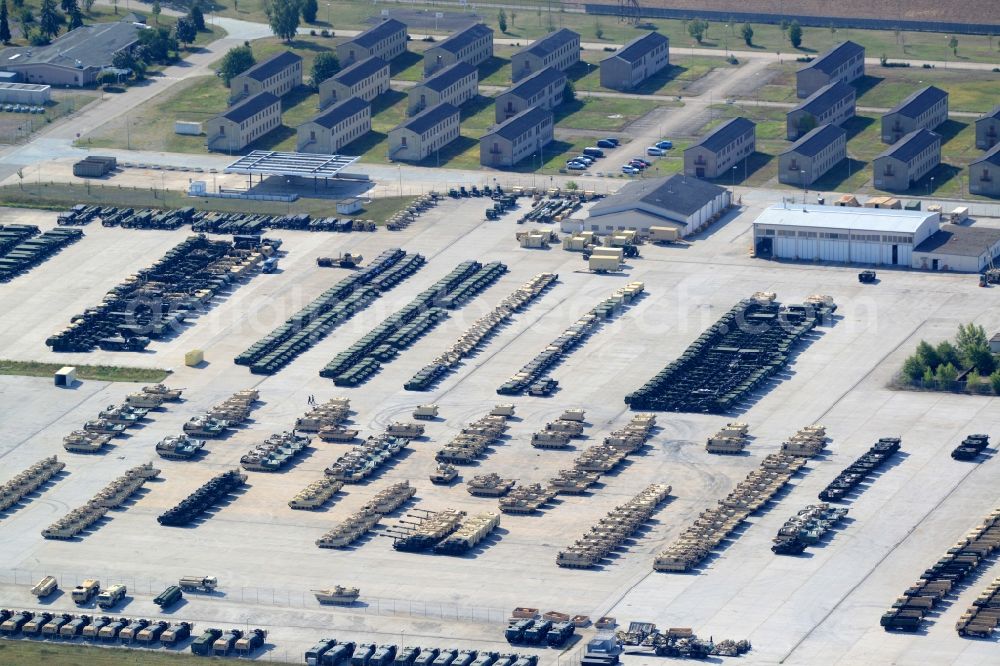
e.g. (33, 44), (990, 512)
(0, 360), (170, 383)
(0, 639), (297, 665)
(0, 184), (417, 222)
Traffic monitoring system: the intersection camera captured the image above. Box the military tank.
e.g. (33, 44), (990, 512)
(289, 478), (344, 510)
(316, 509), (381, 548)
(98, 404), (148, 425)
(549, 469), (601, 495)
(499, 484), (556, 514)
(317, 425), (360, 442)
(313, 585), (360, 605)
(467, 473), (516, 497)
(156, 434), (206, 460)
(430, 463), (458, 485)
(142, 384), (184, 401)
(124, 391), (167, 409)
(63, 430), (112, 453)
(183, 415), (229, 437)
(364, 481), (416, 514)
(82, 419), (128, 435)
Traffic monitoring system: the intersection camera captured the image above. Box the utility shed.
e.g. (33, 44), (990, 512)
(911, 224), (1000, 272)
(752, 204), (940, 266)
(585, 174), (731, 237)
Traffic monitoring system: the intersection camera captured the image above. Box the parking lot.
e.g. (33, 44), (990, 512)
(1, 194), (1000, 664)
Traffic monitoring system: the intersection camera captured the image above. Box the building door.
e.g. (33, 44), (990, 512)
(932, 258), (939, 270)
(756, 237), (773, 258)
(696, 167), (705, 178)
(892, 245), (899, 265)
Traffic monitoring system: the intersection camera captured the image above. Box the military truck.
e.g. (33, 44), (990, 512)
(371, 644), (398, 666)
(82, 615), (112, 638)
(191, 627), (224, 655)
(97, 583), (126, 609)
(394, 646), (421, 666)
(413, 648), (440, 666)
(161, 621), (194, 646)
(136, 620), (169, 644)
(505, 619), (534, 643)
(523, 620), (553, 644)
(307, 638), (338, 665)
(72, 579), (100, 604)
(453, 651), (477, 666)
(119, 618), (149, 642)
(324, 641), (357, 666)
(214, 629), (243, 656)
(60, 614), (91, 637)
(154, 585), (183, 608)
(31, 575), (58, 598)
(179, 575), (218, 592)
(235, 628), (267, 655)
(99, 617), (128, 641)
(351, 642), (377, 666)
(21, 612), (54, 635)
(433, 649), (458, 666)
(470, 652), (498, 666)
(39, 613), (71, 637)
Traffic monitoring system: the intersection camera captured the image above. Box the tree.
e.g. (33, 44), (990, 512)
(301, 0), (317, 24)
(38, 0), (61, 39)
(563, 80), (575, 104)
(111, 48), (135, 71)
(902, 355), (926, 383)
(137, 25), (178, 62)
(219, 44), (255, 85)
(935, 362), (959, 389)
(17, 6), (32, 38)
(175, 15), (196, 46)
(788, 20), (803, 48)
(97, 70), (118, 88)
(310, 51), (338, 87)
(83, 0), (93, 11)
(0, 0), (10, 45)
(59, 0), (72, 12)
(921, 366), (935, 386)
(956, 323), (994, 371)
(190, 2), (205, 31)
(915, 340), (940, 369)
(267, 0), (299, 42)
(949, 35), (958, 56)
(936, 340), (961, 369)
(741, 22), (753, 46)
(498, 9), (507, 34)
(67, 4), (82, 28)
(687, 18), (708, 44)
(594, 19), (603, 40)
(151, 1), (160, 25)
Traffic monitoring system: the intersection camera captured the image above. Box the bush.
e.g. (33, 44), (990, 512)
(922, 63), (934, 69)
(915, 340), (940, 369)
(936, 363), (959, 389)
(309, 29), (316, 36)
(902, 355), (926, 383)
(320, 29), (331, 37)
(991, 370), (1000, 394)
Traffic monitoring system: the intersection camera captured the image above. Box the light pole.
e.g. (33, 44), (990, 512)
(732, 165), (738, 187)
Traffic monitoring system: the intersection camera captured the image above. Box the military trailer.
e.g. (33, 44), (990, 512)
(31, 575), (58, 597)
(153, 585), (183, 608)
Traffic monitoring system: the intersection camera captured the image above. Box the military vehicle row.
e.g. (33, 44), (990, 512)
(614, 622), (751, 659)
(505, 618), (576, 647)
(435, 512), (501, 555)
(240, 431), (312, 472)
(557, 484), (671, 568)
(531, 409), (588, 449)
(315, 482), (415, 548)
(236, 249), (424, 374)
(567, 412), (657, 478)
(42, 462), (160, 539)
(65, 386), (182, 453)
(0, 226), (83, 283)
(626, 293), (836, 413)
(780, 424), (829, 457)
(0, 455), (65, 514)
(324, 432), (411, 482)
(290, 477), (345, 510)
(0, 606), (199, 645)
(405, 271), (558, 391)
(320, 260), (508, 386)
(498, 282), (645, 395)
(385, 508), (467, 551)
(435, 412), (510, 464)
(307, 638), (539, 666)
(654, 447), (815, 572)
(518, 195), (581, 225)
(385, 192), (440, 231)
(182, 388), (260, 437)
(956, 576), (1000, 637)
(47, 235), (269, 353)
(157, 469), (247, 526)
(771, 503), (849, 555)
(296, 396), (352, 433)
(882, 507), (1000, 631)
(706, 422), (750, 455)
(818, 437), (901, 502)
(188, 626), (268, 657)
(951, 433), (990, 461)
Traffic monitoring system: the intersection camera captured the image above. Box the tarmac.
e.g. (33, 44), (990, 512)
(1, 195), (1000, 665)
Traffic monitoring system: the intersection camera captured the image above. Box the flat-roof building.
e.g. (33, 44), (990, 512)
(206, 92), (282, 153)
(786, 80), (855, 140)
(389, 102), (461, 162)
(0, 21), (144, 86)
(511, 28), (580, 82)
(969, 144), (1000, 198)
(975, 105), (1000, 150)
(319, 56), (389, 109)
(912, 223), (1000, 272)
(585, 174), (731, 237)
(337, 18), (407, 67)
(480, 106), (553, 167)
(873, 129), (941, 192)
(494, 66), (565, 123)
(684, 117), (756, 179)
(752, 204), (940, 267)
(796, 40), (865, 98)
(296, 97), (370, 154)
(230, 50), (302, 103)
(423, 23), (493, 76)
(778, 124), (847, 187)
(0, 82), (50, 104)
(407, 61), (478, 116)
(599, 31), (669, 92)
(882, 86), (949, 144)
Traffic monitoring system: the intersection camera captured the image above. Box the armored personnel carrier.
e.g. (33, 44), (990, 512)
(313, 586), (360, 605)
(124, 391), (167, 409)
(385, 422), (425, 438)
(491, 404), (516, 417)
(545, 420), (585, 437)
(156, 434), (206, 460)
(316, 509), (381, 548)
(413, 404), (439, 420)
(952, 434), (990, 461)
(318, 425), (360, 442)
(467, 473), (515, 497)
(63, 430), (112, 453)
(430, 463), (458, 485)
(157, 469), (247, 526)
(531, 431), (571, 449)
(289, 478), (344, 510)
(183, 416), (229, 437)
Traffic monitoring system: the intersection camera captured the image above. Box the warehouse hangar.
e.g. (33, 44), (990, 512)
(753, 204), (1000, 272)
(582, 174), (731, 237)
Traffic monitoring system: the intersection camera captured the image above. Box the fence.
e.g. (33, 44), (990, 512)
(895, 378), (999, 395)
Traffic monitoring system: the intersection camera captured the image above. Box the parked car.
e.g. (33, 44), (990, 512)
(596, 139), (616, 149)
(583, 147), (605, 158)
(574, 155), (595, 165)
(646, 147), (666, 156)
(631, 157), (652, 167)
(628, 160), (647, 170)
(601, 137), (620, 147)
(621, 165), (640, 174)
(656, 140), (673, 149)
(566, 162), (587, 170)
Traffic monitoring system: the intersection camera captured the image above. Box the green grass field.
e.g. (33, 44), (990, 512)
(0, 360), (170, 382)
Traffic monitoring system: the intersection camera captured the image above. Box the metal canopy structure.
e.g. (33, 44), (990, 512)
(224, 151), (359, 179)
